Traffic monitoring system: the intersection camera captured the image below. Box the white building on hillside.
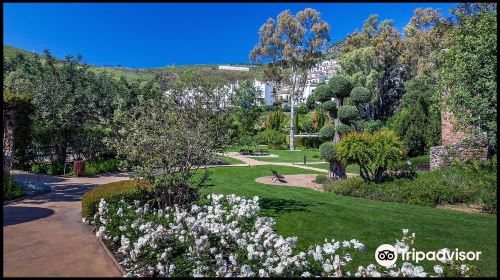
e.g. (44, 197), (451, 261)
(276, 59), (341, 105)
(253, 79), (273, 106)
(218, 65), (250, 71)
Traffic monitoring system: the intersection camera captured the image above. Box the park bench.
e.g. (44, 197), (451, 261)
(271, 169), (286, 183)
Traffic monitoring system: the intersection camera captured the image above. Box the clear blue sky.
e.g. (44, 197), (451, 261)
(4, 3), (457, 68)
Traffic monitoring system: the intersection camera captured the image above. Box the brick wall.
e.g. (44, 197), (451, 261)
(441, 108), (467, 146)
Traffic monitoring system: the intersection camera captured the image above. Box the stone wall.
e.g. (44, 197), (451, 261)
(430, 137), (488, 170)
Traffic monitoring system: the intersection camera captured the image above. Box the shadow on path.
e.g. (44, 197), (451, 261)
(3, 206), (55, 226)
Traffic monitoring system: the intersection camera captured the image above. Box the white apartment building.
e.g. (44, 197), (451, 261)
(253, 79), (274, 106)
(277, 59), (341, 104)
(218, 65), (250, 71)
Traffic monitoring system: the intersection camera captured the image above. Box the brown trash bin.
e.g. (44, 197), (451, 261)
(73, 160), (85, 177)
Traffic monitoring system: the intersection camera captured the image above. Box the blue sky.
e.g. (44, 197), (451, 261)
(4, 3), (457, 68)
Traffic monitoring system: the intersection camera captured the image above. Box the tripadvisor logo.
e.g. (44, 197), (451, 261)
(375, 244), (481, 267)
(375, 244), (398, 266)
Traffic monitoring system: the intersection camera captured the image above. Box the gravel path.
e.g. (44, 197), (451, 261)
(3, 170), (131, 277)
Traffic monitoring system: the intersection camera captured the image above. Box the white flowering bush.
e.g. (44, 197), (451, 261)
(84, 194), (475, 277)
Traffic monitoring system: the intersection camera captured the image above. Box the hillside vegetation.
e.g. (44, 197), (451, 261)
(4, 45), (263, 83)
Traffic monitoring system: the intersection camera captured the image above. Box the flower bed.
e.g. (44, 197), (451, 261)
(84, 194), (474, 277)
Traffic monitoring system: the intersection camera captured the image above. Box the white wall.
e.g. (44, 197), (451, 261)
(218, 65), (250, 71)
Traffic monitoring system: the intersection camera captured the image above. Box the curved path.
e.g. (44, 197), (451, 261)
(3, 171), (130, 277)
(222, 152), (358, 177)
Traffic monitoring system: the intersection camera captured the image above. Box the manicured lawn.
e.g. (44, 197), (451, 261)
(201, 165), (497, 276)
(227, 145), (324, 163)
(217, 154), (245, 165)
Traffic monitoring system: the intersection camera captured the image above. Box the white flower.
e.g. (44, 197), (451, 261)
(433, 265), (443, 275)
(460, 264), (470, 274)
(402, 228), (409, 235)
(437, 248), (451, 264)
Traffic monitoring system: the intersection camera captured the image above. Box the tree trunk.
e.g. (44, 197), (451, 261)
(55, 128), (67, 166)
(332, 97), (343, 144)
(329, 160), (346, 179)
(375, 168), (385, 183)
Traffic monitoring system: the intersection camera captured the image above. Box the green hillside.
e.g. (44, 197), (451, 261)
(3, 45), (36, 59)
(4, 44), (263, 83)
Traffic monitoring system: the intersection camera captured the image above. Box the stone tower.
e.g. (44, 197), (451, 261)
(429, 107), (488, 170)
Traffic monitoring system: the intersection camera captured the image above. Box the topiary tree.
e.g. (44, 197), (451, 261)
(350, 86), (372, 120)
(314, 84), (334, 103)
(335, 123), (353, 136)
(316, 75), (354, 179)
(319, 142), (346, 179)
(319, 124), (336, 140)
(350, 86), (372, 104)
(337, 105), (359, 124)
(321, 100), (337, 118)
(328, 75), (353, 106)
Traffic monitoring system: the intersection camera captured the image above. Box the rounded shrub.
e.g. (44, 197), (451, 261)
(81, 180), (153, 219)
(319, 142), (337, 162)
(328, 76), (352, 99)
(319, 124), (336, 139)
(313, 84), (333, 103)
(363, 120), (384, 134)
(350, 87), (372, 104)
(321, 100), (337, 113)
(337, 105), (359, 123)
(335, 123), (353, 136)
(314, 174), (328, 184)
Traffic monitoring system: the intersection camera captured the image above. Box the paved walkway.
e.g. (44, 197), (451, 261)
(3, 170), (131, 277)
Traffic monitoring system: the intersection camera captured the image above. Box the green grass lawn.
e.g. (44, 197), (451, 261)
(200, 165), (497, 276)
(227, 145), (324, 163)
(217, 154), (245, 165)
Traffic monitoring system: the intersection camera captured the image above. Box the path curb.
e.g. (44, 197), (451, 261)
(96, 236), (127, 276)
(3, 196), (29, 205)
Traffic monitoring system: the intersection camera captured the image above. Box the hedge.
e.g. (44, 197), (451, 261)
(286, 135), (322, 148)
(81, 179), (153, 219)
(323, 160), (497, 213)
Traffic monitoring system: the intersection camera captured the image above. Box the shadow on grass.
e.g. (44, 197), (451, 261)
(259, 197), (316, 216)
